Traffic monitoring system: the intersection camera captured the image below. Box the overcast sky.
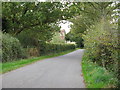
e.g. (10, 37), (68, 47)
(59, 20), (73, 34)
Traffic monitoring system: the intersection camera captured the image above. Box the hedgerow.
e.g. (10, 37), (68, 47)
(83, 19), (119, 87)
(82, 51), (118, 88)
(39, 42), (76, 55)
(2, 33), (76, 62)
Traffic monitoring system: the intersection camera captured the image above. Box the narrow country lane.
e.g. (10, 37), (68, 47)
(1, 49), (85, 88)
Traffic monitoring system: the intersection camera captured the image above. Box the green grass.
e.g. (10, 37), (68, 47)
(0, 49), (76, 74)
(82, 52), (118, 88)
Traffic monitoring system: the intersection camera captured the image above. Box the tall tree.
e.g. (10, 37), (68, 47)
(2, 2), (75, 47)
(65, 2), (118, 47)
(2, 2), (64, 35)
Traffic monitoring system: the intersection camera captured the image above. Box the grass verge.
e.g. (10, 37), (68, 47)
(82, 51), (118, 88)
(0, 49), (76, 74)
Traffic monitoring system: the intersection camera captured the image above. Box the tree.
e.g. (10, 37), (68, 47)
(2, 2), (77, 47)
(2, 2), (63, 34)
(2, 2), (75, 47)
(65, 31), (84, 48)
(68, 2), (119, 86)
(65, 2), (118, 48)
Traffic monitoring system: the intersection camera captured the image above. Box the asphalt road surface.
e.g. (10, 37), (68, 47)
(2, 49), (85, 88)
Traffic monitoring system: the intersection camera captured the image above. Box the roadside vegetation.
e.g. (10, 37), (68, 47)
(2, 32), (75, 63)
(1, 2), (76, 73)
(65, 2), (119, 88)
(1, 49), (75, 74)
(82, 51), (118, 88)
(1, 1), (119, 88)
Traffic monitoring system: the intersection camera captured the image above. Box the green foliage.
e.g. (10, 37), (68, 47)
(2, 2), (64, 47)
(2, 3), (119, 87)
(82, 51), (118, 88)
(65, 32), (84, 48)
(50, 32), (65, 44)
(2, 2), (65, 47)
(66, 2), (117, 48)
(2, 32), (75, 62)
(2, 2), (63, 34)
(26, 47), (39, 57)
(83, 19), (119, 77)
(2, 33), (27, 62)
(39, 43), (76, 55)
(16, 23), (61, 48)
(67, 2), (119, 87)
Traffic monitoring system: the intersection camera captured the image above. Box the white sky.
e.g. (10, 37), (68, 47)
(59, 20), (73, 34)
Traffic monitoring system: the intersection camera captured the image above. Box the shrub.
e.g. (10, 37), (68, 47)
(39, 42), (76, 55)
(26, 47), (39, 57)
(82, 51), (118, 88)
(17, 31), (39, 48)
(83, 19), (118, 72)
(83, 19), (119, 87)
(2, 32), (75, 62)
(2, 33), (27, 62)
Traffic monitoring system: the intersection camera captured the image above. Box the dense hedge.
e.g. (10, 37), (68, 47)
(2, 33), (76, 62)
(82, 51), (118, 88)
(83, 19), (119, 77)
(39, 43), (76, 55)
(2, 33), (27, 62)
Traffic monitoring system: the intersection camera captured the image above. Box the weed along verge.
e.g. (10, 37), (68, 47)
(82, 51), (118, 88)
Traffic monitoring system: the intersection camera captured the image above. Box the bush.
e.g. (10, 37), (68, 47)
(39, 42), (76, 55)
(83, 19), (119, 87)
(83, 19), (118, 72)
(17, 30), (39, 48)
(2, 33), (27, 62)
(26, 47), (39, 57)
(82, 51), (118, 88)
(2, 32), (75, 62)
